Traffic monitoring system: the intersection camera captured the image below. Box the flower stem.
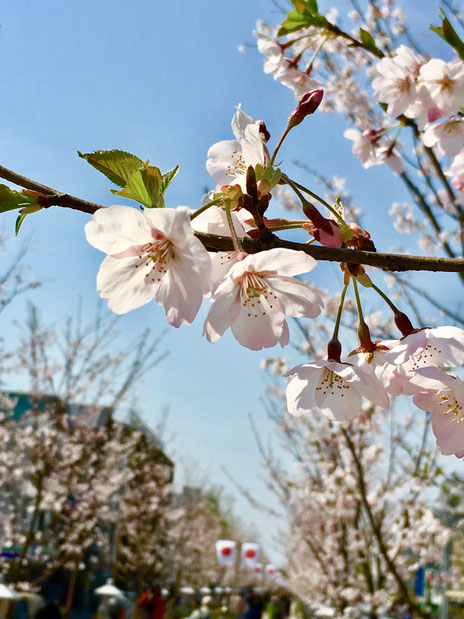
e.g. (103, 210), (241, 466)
(327, 282), (349, 362)
(353, 279), (374, 351)
(190, 198), (222, 220)
(283, 175), (346, 225)
(269, 126), (292, 166)
(370, 282), (400, 314)
(370, 282), (415, 337)
(353, 279), (365, 326)
(332, 282), (349, 343)
(304, 36), (327, 74)
(225, 200), (242, 254)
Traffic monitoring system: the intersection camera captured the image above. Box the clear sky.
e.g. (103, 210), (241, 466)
(0, 0), (461, 564)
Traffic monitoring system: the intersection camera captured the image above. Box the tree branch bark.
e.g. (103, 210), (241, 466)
(1, 164), (464, 273)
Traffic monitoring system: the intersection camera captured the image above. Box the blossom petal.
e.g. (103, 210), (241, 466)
(155, 260), (204, 327)
(96, 255), (157, 314)
(206, 140), (242, 186)
(285, 366), (321, 417)
(203, 288), (240, 343)
(231, 107), (256, 141)
(230, 295), (285, 350)
(144, 206), (195, 248)
(85, 206), (152, 255)
(240, 124), (267, 167)
(248, 248), (317, 277)
(265, 275), (323, 318)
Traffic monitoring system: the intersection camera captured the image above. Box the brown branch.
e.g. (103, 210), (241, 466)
(198, 232), (464, 273)
(0, 164), (104, 215)
(341, 428), (418, 615)
(2, 164), (464, 273)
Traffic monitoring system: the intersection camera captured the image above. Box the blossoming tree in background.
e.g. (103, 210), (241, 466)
(0, 1), (463, 464)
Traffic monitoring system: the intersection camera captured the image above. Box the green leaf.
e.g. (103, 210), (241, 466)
(0, 184), (39, 213)
(78, 149), (144, 187)
(278, 7), (326, 36)
(161, 165), (180, 194)
(291, 0), (318, 13)
(15, 213), (27, 236)
(111, 165), (165, 208)
(359, 28), (380, 54)
(430, 13), (464, 61)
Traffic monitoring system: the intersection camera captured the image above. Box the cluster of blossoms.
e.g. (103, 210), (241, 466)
(286, 323), (464, 458)
(254, 1), (464, 260)
(86, 104), (326, 352)
(84, 93), (464, 459)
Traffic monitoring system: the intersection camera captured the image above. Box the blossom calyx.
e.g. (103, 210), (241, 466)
(288, 89), (324, 128)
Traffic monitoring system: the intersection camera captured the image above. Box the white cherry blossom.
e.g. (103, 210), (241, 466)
(85, 205), (211, 325)
(206, 107), (268, 191)
(286, 360), (390, 421)
(381, 326), (464, 395)
(422, 118), (464, 157)
(204, 248), (323, 350)
(372, 47), (422, 117)
(420, 58), (464, 116)
(409, 366), (464, 456)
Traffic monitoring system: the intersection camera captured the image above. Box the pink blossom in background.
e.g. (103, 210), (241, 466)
(446, 152), (464, 191)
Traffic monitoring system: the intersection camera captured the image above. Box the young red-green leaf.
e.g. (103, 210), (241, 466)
(111, 165), (165, 208)
(78, 149), (144, 187)
(291, 0), (319, 13)
(161, 165), (180, 194)
(0, 184), (39, 213)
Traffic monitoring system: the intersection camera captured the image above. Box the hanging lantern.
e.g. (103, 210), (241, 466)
(216, 540), (236, 566)
(241, 542), (260, 568)
(265, 564), (276, 581)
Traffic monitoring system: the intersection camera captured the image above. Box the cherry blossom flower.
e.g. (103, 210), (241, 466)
(254, 21), (320, 98)
(286, 360), (390, 421)
(85, 205), (211, 325)
(344, 129), (379, 168)
(203, 248), (323, 350)
(372, 47), (421, 117)
(419, 58), (464, 116)
(446, 152), (464, 191)
(422, 118), (464, 157)
(409, 366), (464, 456)
(380, 326), (464, 395)
(206, 107), (269, 191)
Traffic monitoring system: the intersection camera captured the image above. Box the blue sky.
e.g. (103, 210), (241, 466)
(0, 0), (462, 564)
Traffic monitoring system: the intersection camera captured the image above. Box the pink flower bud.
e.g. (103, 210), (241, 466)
(288, 89), (324, 128)
(257, 120), (271, 143)
(313, 219), (343, 248)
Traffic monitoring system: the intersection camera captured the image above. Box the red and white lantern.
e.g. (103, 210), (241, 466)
(216, 540), (236, 566)
(241, 542), (260, 568)
(254, 563), (263, 575)
(265, 564), (276, 581)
